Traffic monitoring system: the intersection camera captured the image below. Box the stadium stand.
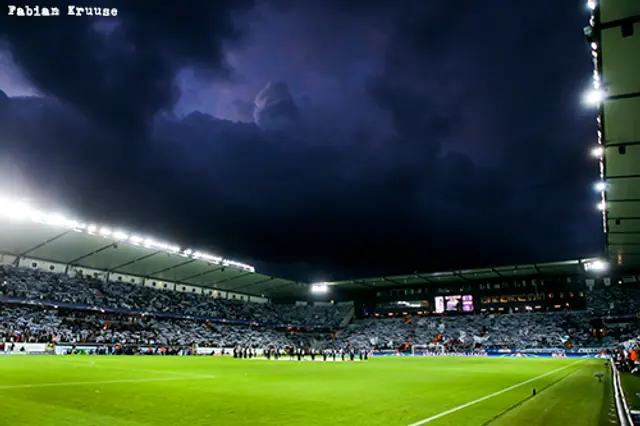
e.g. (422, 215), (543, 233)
(0, 305), (323, 349)
(337, 311), (640, 352)
(0, 264), (350, 328)
(3, 259), (640, 354)
(2, 198), (640, 356)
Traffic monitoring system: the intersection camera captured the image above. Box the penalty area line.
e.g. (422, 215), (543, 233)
(0, 375), (216, 390)
(406, 359), (584, 426)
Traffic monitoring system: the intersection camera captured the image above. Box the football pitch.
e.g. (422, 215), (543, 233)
(0, 355), (614, 425)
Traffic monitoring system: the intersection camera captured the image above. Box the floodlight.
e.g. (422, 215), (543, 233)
(99, 227), (112, 236)
(311, 283), (329, 293)
(45, 213), (67, 227)
(585, 260), (608, 272)
(129, 235), (144, 244)
(591, 146), (604, 158)
(583, 89), (605, 105)
(594, 181), (606, 192)
(596, 202), (605, 211)
(2, 200), (31, 220)
(587, 0), (596, 10)
(112, 230), (129, 241)
(0, 195), (256, 273)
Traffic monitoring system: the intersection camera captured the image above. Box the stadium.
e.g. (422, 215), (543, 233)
(1, 0), (639, 425)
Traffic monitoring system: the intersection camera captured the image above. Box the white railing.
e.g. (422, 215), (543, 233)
(611, 361), (634, 426)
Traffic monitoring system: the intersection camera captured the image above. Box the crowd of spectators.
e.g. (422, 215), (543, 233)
(3, 264), (640, 353)
(337, 311), (633, 352)
(0, 265), (350, 327)
(0, 305), (324, 348)
(6, 303), (635, 353)
(585, 283), (640, 316)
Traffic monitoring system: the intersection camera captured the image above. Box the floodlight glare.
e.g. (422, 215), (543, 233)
(591, 147), (604, 158)
(0, 195), (256, 273)
(584, 89), (605, 105)
(311, 283), (329, 294)
(129, 235), (144, 244)
(596, 202), (605, 211)
(112, 230), (129, 241)
(594, 181), (606, 192)
(2, 200), (32, 220)
(587, 0), (596, 10)
(585, 260), (608, 272)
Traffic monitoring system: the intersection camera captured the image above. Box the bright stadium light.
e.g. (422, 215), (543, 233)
(129, 235), (144, 244)
(0, 195), (256, 273)
(587, 0), (596, 10)
(0, 199), (32, 220)
(591, 146), (604, 158)
(192, 251), (223, 265)
(597, 201), (606, 211)
(311, 283), (329, 294)
(583, 89), (605, 105)
(112, 230), (129, 241)
(594, 181), (607, 192)
(592, 73), (601, 89)
(585, 260), (608, 272)
(99, 227), (112, 237)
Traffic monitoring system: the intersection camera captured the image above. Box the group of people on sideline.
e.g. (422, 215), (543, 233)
(233, 346), (369, 361)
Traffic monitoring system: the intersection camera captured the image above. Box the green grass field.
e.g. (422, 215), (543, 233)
(620, 370), (640, 411)
(0, 356), (614, 425)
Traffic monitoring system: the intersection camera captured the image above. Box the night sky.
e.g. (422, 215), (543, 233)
(0, 0), (603, 281)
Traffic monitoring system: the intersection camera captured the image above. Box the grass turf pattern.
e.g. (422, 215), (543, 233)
(0, 356), (611, 425)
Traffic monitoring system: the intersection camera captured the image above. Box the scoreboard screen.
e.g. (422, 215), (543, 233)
(435, 295), (474, 313)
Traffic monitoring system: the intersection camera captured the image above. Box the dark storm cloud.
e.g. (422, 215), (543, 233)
(253, 81), (300, 130)
(0, 0), (603, 281)
(0, 0), (253, 140)
(232, 99), (256, 122)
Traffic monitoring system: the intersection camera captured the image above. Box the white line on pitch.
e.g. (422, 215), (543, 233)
(406, 360), (584, 426)
(0, 375), (216, 391)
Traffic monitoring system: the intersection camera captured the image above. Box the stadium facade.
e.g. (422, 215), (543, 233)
(0, 197), (309, 303)
(587, 0), (640, 269)
(328, 258), (617, 318)
(0, 198), (634, 327)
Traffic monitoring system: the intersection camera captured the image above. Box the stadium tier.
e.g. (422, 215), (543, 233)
(3, 259), (640, 354)
(0, 196), (310, 300)
(2, 198), (640, 354)
(587, 0), (640, 269)
(0, 264), (351, 329)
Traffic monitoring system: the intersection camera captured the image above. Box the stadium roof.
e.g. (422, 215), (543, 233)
(326, 258), (604, 291)
(588, 1), (640, 268)
(0, 197), (304, 299)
